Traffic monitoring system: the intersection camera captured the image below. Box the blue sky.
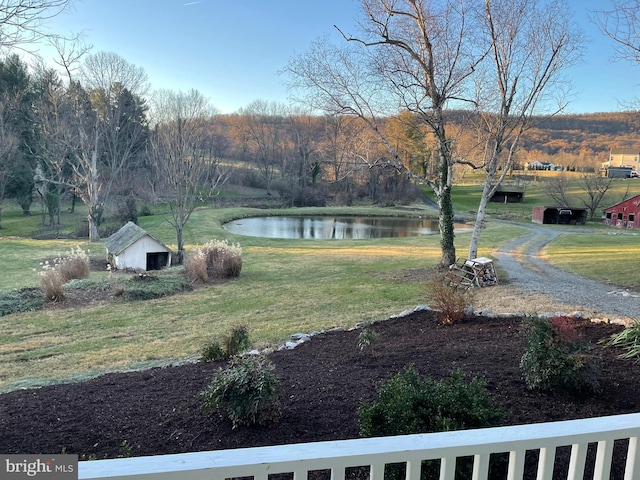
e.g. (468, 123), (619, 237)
(33, 0), (638, 114)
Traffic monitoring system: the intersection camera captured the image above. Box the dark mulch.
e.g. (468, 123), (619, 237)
(1, 310), (638, 478)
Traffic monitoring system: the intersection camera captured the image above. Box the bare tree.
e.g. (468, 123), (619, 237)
(0, 0), (70, 51)
(286, 0), (485, 266)
(593, 1), (640, 107)
(466, 0), (582, 259)
(579, 173), (612, 220)
(149, 89), (227, 263)
(543, 173), (572, 207)
(593, 1), (640, 63)
(237, 100), (288, 192)
(64, 51), (149, 241)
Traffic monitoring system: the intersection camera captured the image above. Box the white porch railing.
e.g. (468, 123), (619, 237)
(78, 413), (640, 480)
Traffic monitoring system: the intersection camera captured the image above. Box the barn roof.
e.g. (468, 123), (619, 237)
(603, 194), (640, 212)
(104, 222), (168, 255)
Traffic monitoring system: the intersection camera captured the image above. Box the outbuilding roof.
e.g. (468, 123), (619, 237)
(104, 222), (169, 255)
(603, 194), (640, 212)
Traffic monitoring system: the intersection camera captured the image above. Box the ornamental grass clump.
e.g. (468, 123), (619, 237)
(185, 240), (242, 283)
(601, 318), (640, 361)
(201, 355), (282, 429)
(520, 316), (601, 394)
(39, 246), (90, 302)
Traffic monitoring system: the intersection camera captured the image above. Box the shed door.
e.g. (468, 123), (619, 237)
(146, 252), (168, 270)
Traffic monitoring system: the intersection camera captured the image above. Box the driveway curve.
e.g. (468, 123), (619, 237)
(492, 222), (640, 320)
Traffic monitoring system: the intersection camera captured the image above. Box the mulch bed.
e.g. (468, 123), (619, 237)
(0, 310), (638, 479)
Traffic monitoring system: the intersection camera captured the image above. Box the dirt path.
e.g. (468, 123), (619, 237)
(492, 222), (640, 320)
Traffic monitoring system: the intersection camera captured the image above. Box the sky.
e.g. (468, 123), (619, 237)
(28, 0), (640, 115)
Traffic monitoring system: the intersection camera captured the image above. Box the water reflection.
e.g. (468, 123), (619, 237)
(223, 216), (470, 239)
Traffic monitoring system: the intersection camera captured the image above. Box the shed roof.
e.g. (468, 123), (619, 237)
(104, 222), (168, 255)
(603, 194), (640, 212)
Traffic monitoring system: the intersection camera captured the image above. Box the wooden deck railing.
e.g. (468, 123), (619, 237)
(78, 413), (640, 480)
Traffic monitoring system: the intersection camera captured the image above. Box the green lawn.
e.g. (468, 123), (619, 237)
(1, 179), (639, 392)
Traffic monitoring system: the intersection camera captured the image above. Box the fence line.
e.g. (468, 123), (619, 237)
(79, 413), (640, 480)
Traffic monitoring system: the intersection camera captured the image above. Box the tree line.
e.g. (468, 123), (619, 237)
(1, 0), (638, 267)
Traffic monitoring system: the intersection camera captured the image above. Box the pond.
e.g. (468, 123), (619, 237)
(223, 216), (471, 240)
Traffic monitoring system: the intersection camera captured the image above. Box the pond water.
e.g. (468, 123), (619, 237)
(223, 216), (471, 240)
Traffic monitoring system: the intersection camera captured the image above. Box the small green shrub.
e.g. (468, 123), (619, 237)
(201, 340), (227, 362)
(520, 316), (601, 394)
(359, 367), (504, 438)
(357, 328), (379, 352)
(201, 325), (251, 362)
(201, 355), (282, 429)
(427, 276), (472, 325)
(359, 367), (505, 480)
(601, 319), (640, 361)
(225, 325), (251, 356)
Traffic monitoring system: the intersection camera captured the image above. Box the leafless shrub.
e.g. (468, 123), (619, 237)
(427, 275), (473, 325)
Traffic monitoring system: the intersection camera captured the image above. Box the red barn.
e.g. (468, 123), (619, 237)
(603, 195), (640, 229)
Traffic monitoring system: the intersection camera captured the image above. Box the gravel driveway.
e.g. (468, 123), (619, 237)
(493, 222), (640, 320)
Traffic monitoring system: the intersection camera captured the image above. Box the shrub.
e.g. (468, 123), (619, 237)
(185, 240), (243, 283)
(201, 325), (251, 362)
(201, 340), (227, 362)
(601, 319), (640, 361)
(201, 355), (282, 428)
(359, 367), (505, 480)
(357, 328), (379, 352)
(359, 367), (504, 438)
(427, 276), (472, 324)
(520, 316), (601, 394)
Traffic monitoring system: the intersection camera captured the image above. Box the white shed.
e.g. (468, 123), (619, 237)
(104, 222), (172, 271)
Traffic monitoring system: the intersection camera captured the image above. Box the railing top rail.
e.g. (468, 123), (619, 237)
(78, 413), (640, 479)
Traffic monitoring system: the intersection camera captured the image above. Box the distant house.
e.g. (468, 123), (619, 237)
(525, 161), (557, 171)
(600, 148), (640, 178)
(104, 222), (172, 271)
(602, 195), (640, 229)
(532, 206), (588, 225)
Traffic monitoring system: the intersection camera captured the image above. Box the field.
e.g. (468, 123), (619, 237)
(0, 177), (639, 392)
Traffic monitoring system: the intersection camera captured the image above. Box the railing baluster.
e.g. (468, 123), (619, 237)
(439, 456), (456, 480)
(472, 453), (490, 480)
(593, 440), (614, 480)
(536, 446), (555, 480)
(369, 462), (385, 480)
(567, 442), (588, 480)
(625, 436), (639, 480)
(507, 450), (525, 480)
(405, 459), (421, 480)
(331, 465), (345, 480)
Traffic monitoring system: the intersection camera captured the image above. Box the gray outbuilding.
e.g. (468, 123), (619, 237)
(104, 222), (172, 271)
